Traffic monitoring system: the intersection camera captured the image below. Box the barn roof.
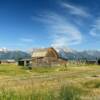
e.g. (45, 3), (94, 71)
(32, 48), (58, 58)
(32, 49), (47, 57)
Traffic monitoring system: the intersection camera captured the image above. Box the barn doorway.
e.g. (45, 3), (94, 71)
(18, 61), (24, 66)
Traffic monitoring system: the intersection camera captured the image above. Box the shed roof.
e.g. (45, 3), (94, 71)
(18, 59), (32, 61)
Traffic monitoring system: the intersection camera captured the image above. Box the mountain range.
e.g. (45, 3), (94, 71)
(0, 50), (31, 61)
(55, 47), (100, 60)
(0, 47), (100, 61)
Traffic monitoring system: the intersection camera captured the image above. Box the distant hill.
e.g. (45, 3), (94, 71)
(0, 50), (31, 61)
(55, 47), (100, 60)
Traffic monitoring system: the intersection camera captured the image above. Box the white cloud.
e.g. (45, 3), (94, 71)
(36, 12), (82, 48)
(20, 38), (33, 42)
(61, 2), (90, 17)
(90, 18), (100, 36)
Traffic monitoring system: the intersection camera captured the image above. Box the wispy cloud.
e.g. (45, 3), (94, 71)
(20, 38), (33, 42)
(90, 18), (100, 36)
(61, 2), (90, 17)
(35, 12), (82, 48)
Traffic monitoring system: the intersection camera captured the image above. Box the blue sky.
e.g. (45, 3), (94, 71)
(0, 0), (100, 50)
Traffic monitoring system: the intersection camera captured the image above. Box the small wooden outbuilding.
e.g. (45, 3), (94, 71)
(0, 60), (16, 64)
(18, 59), (32, 66)
(85, 59), (97, 65)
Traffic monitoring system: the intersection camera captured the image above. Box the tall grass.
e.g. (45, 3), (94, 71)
(0, 64), (100, 99)
(0, 85), (84, 100)
(59, 86), (83, 100)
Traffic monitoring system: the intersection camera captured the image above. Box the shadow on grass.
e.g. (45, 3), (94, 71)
(84, 79), (100, 88)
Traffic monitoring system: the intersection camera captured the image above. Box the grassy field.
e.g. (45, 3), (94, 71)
(0, 64), (100, 100)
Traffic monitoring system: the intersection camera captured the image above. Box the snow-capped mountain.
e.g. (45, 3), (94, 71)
(54, 47), (75, 53)
(0, 49), (31, 60)
(0, 48), (9, 52)
(55, 47), (100, 60)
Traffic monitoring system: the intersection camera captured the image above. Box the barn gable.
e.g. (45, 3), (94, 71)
(32, 48), (58, 58)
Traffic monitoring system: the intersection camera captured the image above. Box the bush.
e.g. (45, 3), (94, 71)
(58, 86), (82, 100)
(84, 79), (100, 88)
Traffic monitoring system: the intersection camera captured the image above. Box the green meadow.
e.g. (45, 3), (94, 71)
(0, 64), (100, 100)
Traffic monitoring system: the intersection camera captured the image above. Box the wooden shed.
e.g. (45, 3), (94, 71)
(86, 60), (97, 65)
(0, 60), (16, 64)
(32, 48), (59, 66)
(18, 59), (32, 67)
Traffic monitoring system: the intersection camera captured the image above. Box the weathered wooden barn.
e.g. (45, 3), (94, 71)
(32, 48), (67, 66)
(32, 48), (60, 66)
